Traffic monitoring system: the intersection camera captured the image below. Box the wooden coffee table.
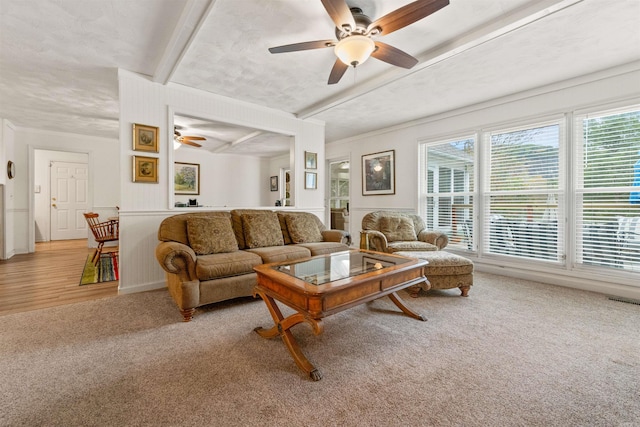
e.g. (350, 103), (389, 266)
(253, 250), (428, 381)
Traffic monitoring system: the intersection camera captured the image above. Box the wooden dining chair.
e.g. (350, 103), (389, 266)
(83, 212), (119, 265)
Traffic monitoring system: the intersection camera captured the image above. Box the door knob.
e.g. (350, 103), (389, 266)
(52, 204), (57, 208)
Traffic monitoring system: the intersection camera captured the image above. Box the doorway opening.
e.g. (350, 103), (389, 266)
(328, 160), (350, 233)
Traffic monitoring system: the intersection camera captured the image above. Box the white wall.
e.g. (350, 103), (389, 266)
(327, 63), (640, 298)
(173, 149), (270, 208)
(117, 70), (326, 294)
(0, 119), (16, 259)
(9, 128), (120, 253)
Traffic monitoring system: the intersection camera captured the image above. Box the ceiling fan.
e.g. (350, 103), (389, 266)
(268, 0), (449, 84)
(174, 126), (206, 148)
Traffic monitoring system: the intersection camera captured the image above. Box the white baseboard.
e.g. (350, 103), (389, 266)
(476, 264), (640, 300)
(118, 280), (166, 295)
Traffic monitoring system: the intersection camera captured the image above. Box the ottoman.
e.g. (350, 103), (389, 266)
(395, 251), (474, 297)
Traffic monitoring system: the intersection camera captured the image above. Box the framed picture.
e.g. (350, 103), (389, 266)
(132, 156), (159, 183)
(305, 171), (317, 189)
(305, 151), (317, 169)
(174, 162), (200, 195)
(362, 149), (395, 195)
(132, 123), (159, 153)
(270, 175), (278, 191)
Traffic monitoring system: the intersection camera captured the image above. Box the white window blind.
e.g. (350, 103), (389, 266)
(485, 122), (564, 262)
(419, 138), (475, 251)
(575, 107), (640, 271)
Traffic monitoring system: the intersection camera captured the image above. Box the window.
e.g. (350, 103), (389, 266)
(419, 137), (475, 250)
(419, 105), (639, 278)
(485, 122), (564, 262)
(574, 107), (640, 271)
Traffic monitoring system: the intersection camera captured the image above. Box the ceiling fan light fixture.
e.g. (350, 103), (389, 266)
(334, 35), (375, 67)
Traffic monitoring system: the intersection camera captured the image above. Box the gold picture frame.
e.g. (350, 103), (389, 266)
(132, 156), (159, 183)
(305, 151), (317, 169)
(174, 162), (200, 195)
(305, 171), (317, 189)
(132, 123), (159, 152)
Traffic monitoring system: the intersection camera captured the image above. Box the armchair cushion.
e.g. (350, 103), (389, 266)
(380, 216), (417, 242)
(242, 212), (284, 249)
(387, 241), (438, 252)
(186, 216), (238, 255)
(285, 214), (323, 243)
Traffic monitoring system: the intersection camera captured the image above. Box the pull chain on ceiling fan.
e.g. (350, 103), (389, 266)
(268, 0), (449, 84)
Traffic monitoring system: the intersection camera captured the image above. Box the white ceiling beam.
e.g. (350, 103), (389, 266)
(297, 0), (584, 120)
(153, 0), (217, 84)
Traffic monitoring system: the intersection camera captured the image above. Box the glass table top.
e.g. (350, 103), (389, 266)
(273, 250), (412, 286)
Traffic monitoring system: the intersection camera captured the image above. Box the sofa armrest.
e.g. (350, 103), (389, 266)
(360, 230), (389, 252)
(155, 241), (198, 282)
(322, 229), (352, 246)
(418, 230), (449, 250)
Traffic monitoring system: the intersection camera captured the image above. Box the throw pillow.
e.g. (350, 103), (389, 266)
(380, 216), (417, 242)
(186, 216), (238, 255)
(242, 213), (284, 248)
(285, 214), (323, 244)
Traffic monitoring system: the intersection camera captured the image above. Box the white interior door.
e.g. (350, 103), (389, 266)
(50, 161), (88, 240)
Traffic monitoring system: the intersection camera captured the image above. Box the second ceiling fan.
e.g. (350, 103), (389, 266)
(174, 126), (206, 148)
(268, 0), (449, 84)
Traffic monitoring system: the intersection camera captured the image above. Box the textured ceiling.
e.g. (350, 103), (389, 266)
(1, 0), (639, 156)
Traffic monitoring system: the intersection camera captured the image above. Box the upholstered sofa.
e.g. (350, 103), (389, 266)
(360, 211), (448, 253)
(155, 209), (351, 321)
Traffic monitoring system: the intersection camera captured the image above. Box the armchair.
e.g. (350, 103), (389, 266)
(360, 211), (448, 253)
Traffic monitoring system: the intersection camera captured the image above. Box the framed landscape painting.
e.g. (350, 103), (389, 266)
(362, 150), (395, 195)
(174, 162), (200, 195)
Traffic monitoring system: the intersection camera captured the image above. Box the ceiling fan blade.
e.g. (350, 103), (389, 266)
(178, 139), (202, 148)
(181, 136), (206, 141)
(320, 0), (355, 31)
(371, 41), (419, 69)
(269, 40), (335, 54)
(328, 59), (349, 85)
(368, 0), (449, 36)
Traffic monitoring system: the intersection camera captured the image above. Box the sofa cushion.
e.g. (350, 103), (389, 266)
(246, 245), (311, 264)
(186, 216), (238, 255)
(285, 214), (323, 243)
(242, 212), (284, 248)
(295, 242), (349, 256)
(195, 251), (263, 281)
(380, 216), (417, 242)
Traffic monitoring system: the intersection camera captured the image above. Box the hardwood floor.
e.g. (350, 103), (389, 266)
(0, 239), (118, 317)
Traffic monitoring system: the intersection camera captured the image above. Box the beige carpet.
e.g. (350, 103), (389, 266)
(1, 272), (638, 426)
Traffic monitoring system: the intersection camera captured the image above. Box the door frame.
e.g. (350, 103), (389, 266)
(325, 156), (351, 235)
(29, 147), (93, 252)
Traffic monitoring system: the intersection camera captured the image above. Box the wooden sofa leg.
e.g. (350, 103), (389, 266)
(180, 308), (196, 322)
(459, 286), (470, 297)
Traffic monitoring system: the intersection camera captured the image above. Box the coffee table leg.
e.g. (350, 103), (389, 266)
(254, 290), (324, 381)
(388, 292), (427, 321)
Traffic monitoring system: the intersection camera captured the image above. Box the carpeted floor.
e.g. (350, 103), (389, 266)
(1, 272), (638, 426)
(80, 252), (119, 285)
